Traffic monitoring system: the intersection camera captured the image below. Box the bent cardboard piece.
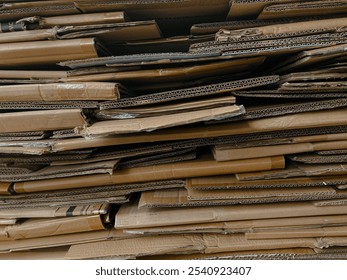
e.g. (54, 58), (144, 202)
(115, 200), (347, 229)
(187, 175), (347, 190)
(0, 28), (56, 44)
(246, 226), (347, 240)
(0, 109), (86, 133)
(227, 0), (300, 19)
(100, 75), (277, 109)
(13, 155), (285, 193)
(52, 108), (347, 152)
(56, 21), (162, 42)
(0, 83), (122, 102)
(62, 58), (265, 84)
(0, 219), (16, 225)
(213, 140), (347, 161)
(0, 246), (69, 260)
(0, 70), (67, 79)
(83, 105), (244, 136)
(270, 43), (347, 73)
(288, 153), (347, 164)
(65, 233), (347, 259)
(0, 38), (100, 68)
(0, 215), (105, 241)
(29, 11), (127, 28)
(0, 203), (110, 219)
(257, 1), (347, 20)
(0, 160), (119, 182)
(216, 17), (347, 41)
(95, 96), (236, 120)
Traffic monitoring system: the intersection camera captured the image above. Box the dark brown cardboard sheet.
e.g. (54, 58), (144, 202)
(288, 153), (347, 164)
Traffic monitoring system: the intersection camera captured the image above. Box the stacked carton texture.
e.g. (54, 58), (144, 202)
(0, 0), (346, 260)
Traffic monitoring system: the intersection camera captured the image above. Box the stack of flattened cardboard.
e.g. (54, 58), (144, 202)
(0, 0), (346, 260)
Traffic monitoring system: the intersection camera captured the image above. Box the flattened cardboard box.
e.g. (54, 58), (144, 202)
(0, 38), (100, 68)
(0, 109), (86, 133)
(0, 215), (105, 241)
(216, 17), (347, 41)
(12, 154), (285, 193)
(95, 96), (236, 120)
(213, 140), (347, 161)
(52, 108), (347, 151)
(115, 200), (347, 229)
(65, 233), (347, 259)
(0, 82), (122, 102)
(187, 174), (347, 190)
(83, 105), (244, 136)
(257, 1), (347, 20)
(0, 203), (110, 219)
(246, 225), (347, 240)
(125, 214), (347, 236)
(138, 187), (345, 207)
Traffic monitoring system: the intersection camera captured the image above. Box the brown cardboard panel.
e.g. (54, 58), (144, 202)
(56, 21), (162, 42)
(62, 58), (265, 84)
(217, 17), (347, 41)
(270, 43), (347, 73)
(233, 91), (347, 99)
(211, 132), (347, 149)
(288, 153), (347, 164)
(246, 226), (347, 240)
(280, 72), (347, 83)
(237, 162), (347, 181)
(0, 160), (119, 182)
(0, 246), (69, 260)
(0, 203), (110, 219)
(0, 219), (17, 225)
(0, 28), (56, 44)
(213, 140), (347, 161)
(127, 215), (347, 235)
(0, 3), (81, 21)
(65, 233), (347, 259)
(138, 187), (341, 207)
(95, 96), (236, 120)
(190, 31), (347, 53)
(0, 83), (122, 102)
(0, 228), (123, 253)
(0, 101), (99, 110)
(52, 109), (347, 152)
(75, 0), (230, 20)
(0, 215), (105, 241)
(318, 150), (347, 156)
(83, 105), (244, 136)
(29, 11), (127, 28)
(227, 0), (299, 19)
(188, 175), (347, 190)
(186, 186), (337, 201)
(13, 154), (284, 193)
(0, 70), (67, 79)
(0, 38), (100, 68)
(279, 81), (347, 92)
(0, 109), (86, 133)
(258, 1), (347, 20)
(115, 200), (347, 229)
(209, 98), (347, 124)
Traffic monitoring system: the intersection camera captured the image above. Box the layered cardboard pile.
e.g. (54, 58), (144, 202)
(0, 0), (346, 260)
